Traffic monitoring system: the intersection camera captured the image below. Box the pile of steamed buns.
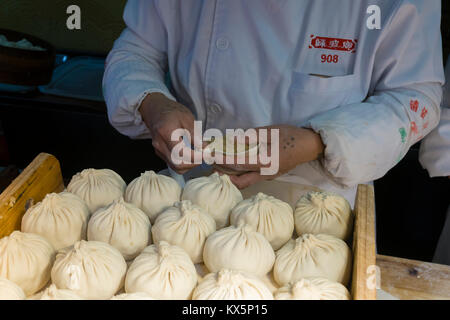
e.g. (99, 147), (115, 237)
(0, 169), (354, 300)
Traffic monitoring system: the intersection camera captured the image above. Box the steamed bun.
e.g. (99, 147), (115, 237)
(230, 192), (294, 250)
(67, 168), (126, 213)
(0, 277), (26, 300)
(111, 292), (155, 300)
(274, 277), (351, 300)
(152, 200), (216, 263)
(125, 241), (197, 300)
(294, 191), (353, 240)
(51, 240), (127, 300)
(87, 197), (151, 260)
(203, 224), (275, 277)
(182, 173), (243, 228)
(31, 284), (82, 300)
(0, 231), (55, 296)
(125, 171), (181, 223)
(273, 234), (351, 286)
(192, 269), (273, 300)
(21, 192), (90, 250)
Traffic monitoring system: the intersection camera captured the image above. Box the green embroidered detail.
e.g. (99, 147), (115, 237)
(399, 128), (407, 143)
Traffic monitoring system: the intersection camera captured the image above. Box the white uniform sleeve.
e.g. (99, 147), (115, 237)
(103, 0), (176, 139)
(307, 1), (445, 187)
(419, 107), (450, 177)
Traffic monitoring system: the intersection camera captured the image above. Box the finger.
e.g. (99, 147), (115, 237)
(155, 143), (198, 174)
(229, 171), (269, 190)
(153, 136), (196, 171)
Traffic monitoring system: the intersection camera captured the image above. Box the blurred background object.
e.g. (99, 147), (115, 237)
(0, 0), (126, 56)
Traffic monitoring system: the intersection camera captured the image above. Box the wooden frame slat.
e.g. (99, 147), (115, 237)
(351, 184), (377, 300)
(0, 153), (64, 238)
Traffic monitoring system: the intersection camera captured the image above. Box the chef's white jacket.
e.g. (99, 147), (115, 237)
(419, 55), (450, 178)
(420, 55), (450, 265)
(103, 0), (445, 205)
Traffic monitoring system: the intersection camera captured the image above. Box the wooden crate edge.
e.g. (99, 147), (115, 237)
(351, 184), (377, 300)
(0, 153), (64, 237)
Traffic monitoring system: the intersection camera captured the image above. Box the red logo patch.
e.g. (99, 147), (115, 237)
(420, 107), (428, 119)
(410, 121), (419, 135)
(309, 35), (357, 53)
(410, 100), (419, 112)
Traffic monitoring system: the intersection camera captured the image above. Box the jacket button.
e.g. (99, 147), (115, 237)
(209, 103), (222, 114)
(216, 37), (229, 50)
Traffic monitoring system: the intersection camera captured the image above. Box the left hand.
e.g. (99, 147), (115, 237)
(214, 125), (325, 189)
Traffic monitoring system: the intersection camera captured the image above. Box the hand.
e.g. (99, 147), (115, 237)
(139, 92), (199, 174)
(215, 125), (325, 189)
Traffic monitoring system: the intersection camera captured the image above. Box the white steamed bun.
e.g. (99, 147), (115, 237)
(230, 192), (294, 250)
(152, 200), (216, 263)
(0, 231), (55, 296)
(21, 192), (90, 250)
(125, 241), (197, 300)
(294, 191), (353, 240)
(125, 171), (181, 223)
(203, 224), (275, 277)
(67, 168), (126, 213)
(51, 240), (127, 300)
(182, 173), (243, 228)
(0, 277), (26, 300)
(87, 197), (151, 260)
(192, 269), (273, 300)
(273, 234), (352, 286)
(274, 277), (351, 300)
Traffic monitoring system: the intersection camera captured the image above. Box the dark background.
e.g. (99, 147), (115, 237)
(0, 1), (449, 263)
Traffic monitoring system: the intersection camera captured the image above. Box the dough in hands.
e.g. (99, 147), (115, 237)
(294, 191), (353, 240)
(67, 168), (126, 213)
(274, 277), (351, 300)
(125, 171), (181, 223)
(273, 234), (352, 286)
(192, 269), (273, 300)
(125, 241), (197, 300)
(87, 197), (151, 260)
(0, 277), (26, 300)
(152, 200), (216, 263)
(230, 192), (294, 250)
(203, 224), (275, 277)
(51, 240), (127, 300)
(21, 192), (90, 250)
(182, 173), (243, 228)
(0, 231), (55, 296)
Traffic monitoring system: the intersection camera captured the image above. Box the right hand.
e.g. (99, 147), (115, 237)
(139, 92), (199, 174)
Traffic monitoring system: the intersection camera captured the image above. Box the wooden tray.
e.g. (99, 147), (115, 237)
(0, 153), (376, 300)
(0, 29), (55, 86)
